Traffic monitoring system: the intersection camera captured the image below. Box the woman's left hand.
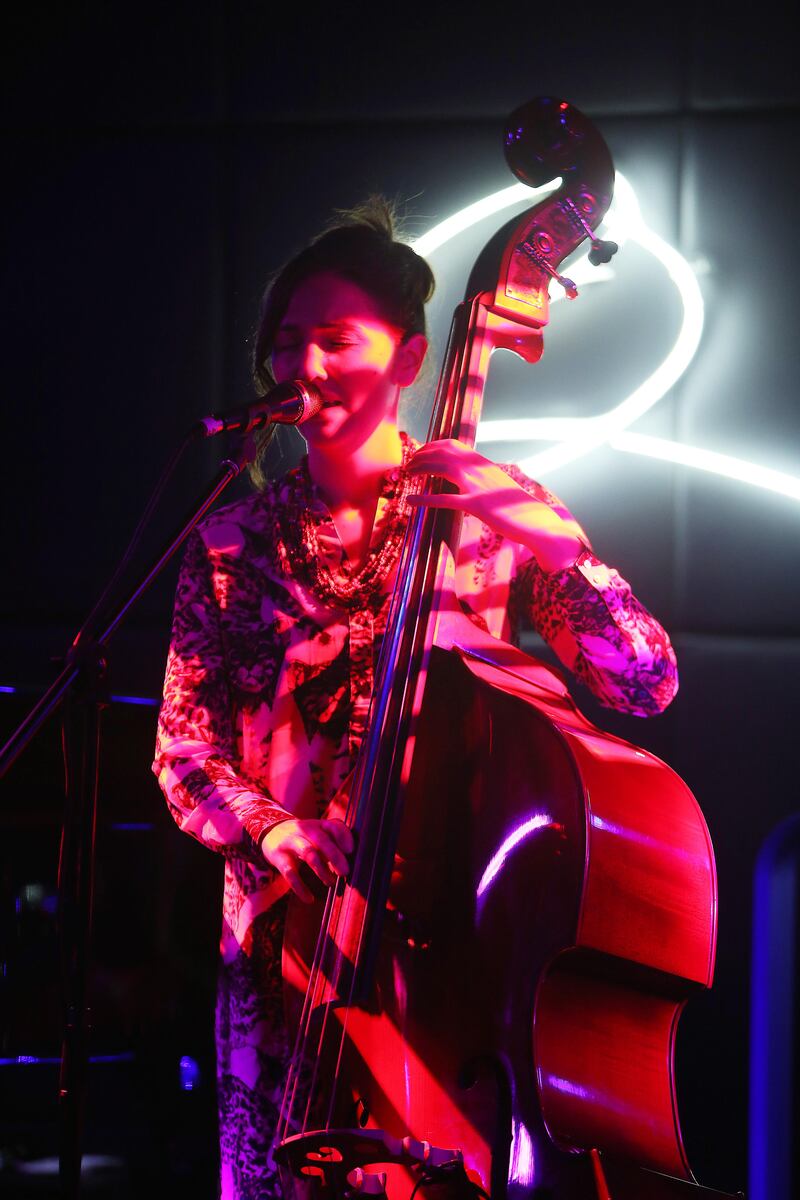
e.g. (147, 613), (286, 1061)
(405, 439), (585, 573)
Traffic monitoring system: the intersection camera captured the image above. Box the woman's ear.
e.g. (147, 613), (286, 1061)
(393, 333), (428, 387)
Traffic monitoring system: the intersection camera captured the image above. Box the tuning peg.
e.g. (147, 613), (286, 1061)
(588, 238), (618, 266)
(518, 235), (580, 299)
(560, 196), (618, 269)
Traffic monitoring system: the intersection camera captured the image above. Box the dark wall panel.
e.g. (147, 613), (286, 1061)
(676, 113), (800, 633)
(228, 4), (687, 121)
(677, 472), (800, 634)
(1, 131), (225, 636)
(1, 6), (225, 127)
(689, 9), (800, 109)
(679, 113), (800, 475)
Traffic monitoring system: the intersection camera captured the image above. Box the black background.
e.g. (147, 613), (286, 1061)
(2, 3), (799, 1196)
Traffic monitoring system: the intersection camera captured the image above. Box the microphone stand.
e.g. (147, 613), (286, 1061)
(0, 440), (251, 1199)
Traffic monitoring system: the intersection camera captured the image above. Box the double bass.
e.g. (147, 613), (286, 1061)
(274, 98), (737, 1200)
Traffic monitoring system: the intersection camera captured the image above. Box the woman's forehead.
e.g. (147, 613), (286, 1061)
(280, 272), (394, 330)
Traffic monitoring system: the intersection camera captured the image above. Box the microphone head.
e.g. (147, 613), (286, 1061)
(293, 380), (324, 424)
(268, 380), (324, 425)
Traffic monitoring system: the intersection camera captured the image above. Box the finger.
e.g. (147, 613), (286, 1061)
(407, 440), (474, 468)
(405, 445), (454, 467)
(320, 819), (355, 855)
(301, 847), (337, 887)
(310, 830), (352, 876)
(405, 457), (457, 479)
(282, 865), (315, 904)
(410, 437), (470, 458)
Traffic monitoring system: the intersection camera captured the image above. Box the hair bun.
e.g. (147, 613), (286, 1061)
(326, 194), (398, 243)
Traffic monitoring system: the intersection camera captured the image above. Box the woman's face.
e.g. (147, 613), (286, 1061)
(271, 272), (425, 450)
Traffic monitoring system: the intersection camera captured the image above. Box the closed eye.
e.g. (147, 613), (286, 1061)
(274, 338), (358, 354)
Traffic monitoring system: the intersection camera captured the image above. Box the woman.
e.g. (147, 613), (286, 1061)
(154, 198), (677, 1200)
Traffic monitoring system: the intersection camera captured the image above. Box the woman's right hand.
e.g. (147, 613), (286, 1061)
(260, 818), (354, 903)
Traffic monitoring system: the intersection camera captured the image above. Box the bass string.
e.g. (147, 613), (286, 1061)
(315, 629), (423, 1129)
(293, 767), (399, 1135)
(310, 500), (439, 1131)
(279, 748), (378, 1137)
(277, 875), (341, 1142)
(281, 731), (402, 1139)
(322, 722), (414, 1130)
(279, 313), (470, 1146)
(297, 882), (350, 1134)
(278, 644), (386, 1141)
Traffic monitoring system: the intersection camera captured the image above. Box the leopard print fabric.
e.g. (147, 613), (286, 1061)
(153, 450), (677, 1199)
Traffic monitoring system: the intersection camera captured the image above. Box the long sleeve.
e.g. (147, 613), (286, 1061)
(505, 466), (678, 717)
(523, 549), (678, 716)
(153, 530), (292, 863)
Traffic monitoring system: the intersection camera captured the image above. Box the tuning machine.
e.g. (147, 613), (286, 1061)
(561, 195), (618, 267)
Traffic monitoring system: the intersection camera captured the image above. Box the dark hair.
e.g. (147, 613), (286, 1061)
(249, 196), (435, 486)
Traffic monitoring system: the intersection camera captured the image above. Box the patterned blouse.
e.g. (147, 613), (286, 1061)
(153, 445), (677, 1200)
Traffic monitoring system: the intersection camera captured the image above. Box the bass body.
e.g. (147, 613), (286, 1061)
(283, 615), (726, 1199)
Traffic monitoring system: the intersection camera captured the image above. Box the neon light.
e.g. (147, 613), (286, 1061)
(412, 181), (552, 258)
(413, 175), (800, 503)
(611, 432), (800, 502)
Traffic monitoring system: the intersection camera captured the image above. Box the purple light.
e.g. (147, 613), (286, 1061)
(589, 812), (707, 866)
(179, 1054), (201, 1091)
(476, 813), (554, 901)
(0, 1053), (134, 1066)
(542, 1073), (591, 1100)
(508, 1119), (535, 1187)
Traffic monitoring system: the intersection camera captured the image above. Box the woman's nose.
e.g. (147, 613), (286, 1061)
(299, 341), (327, 381)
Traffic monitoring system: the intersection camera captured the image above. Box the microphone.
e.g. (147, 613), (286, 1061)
(196, 381), (324, 439)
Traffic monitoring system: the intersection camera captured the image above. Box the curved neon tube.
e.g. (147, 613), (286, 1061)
(412, 174), (800, 504)
(611, 432), (800, 502)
